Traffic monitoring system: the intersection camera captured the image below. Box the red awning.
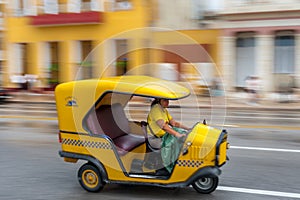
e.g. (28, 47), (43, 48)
(30, 11), (103, 26)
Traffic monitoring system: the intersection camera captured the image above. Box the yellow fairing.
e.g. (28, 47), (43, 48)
(218, 141), (228, 165)
(171, 123), (227, 181)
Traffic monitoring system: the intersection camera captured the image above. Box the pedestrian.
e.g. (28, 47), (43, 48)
(245, 76), (261, 105)
(211, 77), (224, 97)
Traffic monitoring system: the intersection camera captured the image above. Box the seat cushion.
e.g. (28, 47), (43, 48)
(113, 134), (145, 156)
(86, 111), (102, 135)
(96, 103), (129, 139)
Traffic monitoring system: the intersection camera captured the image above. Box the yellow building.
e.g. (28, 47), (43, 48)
(3, 0), (156, 90)
(2, 0), (221, 92)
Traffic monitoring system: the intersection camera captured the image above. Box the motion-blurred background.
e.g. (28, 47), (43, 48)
(0, 0), (299, 104)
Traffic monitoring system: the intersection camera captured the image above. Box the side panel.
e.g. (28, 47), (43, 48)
(60, 133), (123, 178)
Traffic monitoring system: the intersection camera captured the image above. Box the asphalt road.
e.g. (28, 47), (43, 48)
(0, 103), (300, 200)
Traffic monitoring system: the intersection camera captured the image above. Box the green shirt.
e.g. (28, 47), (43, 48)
(147, 104), (172, 137)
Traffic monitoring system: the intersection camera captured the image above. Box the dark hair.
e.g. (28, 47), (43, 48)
(151, 98), (161, 107)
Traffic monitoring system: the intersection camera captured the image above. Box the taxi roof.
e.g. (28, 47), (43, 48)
(59, 75), (190, 100)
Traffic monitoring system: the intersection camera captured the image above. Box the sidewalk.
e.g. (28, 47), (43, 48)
(7, 91), (56, 104)
(6, 91), (300, 111)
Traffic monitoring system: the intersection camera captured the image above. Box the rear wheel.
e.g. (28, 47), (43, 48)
(78, 163), (105, 192)
(192, 177), (218, 194)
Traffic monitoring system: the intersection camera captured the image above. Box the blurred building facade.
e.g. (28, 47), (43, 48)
(0, 0), (222, 92)
(1, 0), (299, 96)
(219, 0), (300, 93)
(153, 0), (300, 94)
(150, 0), (221, 89)
(1, 0), (157, 90)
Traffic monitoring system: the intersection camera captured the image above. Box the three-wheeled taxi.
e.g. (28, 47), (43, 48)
(55, 76), (229, 194)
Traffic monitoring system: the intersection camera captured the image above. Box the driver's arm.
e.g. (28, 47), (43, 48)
(169, 119), (190, 130)
(156, 119), (184, 138)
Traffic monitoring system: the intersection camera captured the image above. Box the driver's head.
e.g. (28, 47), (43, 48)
(159, 99), (169, 108)
(151, 98), (169, 108)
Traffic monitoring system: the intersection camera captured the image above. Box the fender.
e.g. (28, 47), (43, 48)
(185, 166), (221, 186)
(59, 151), (108, 182)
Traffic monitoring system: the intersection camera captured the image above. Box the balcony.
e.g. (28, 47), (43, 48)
(30, 2), (104, 26)
(30, 11), (103, 26)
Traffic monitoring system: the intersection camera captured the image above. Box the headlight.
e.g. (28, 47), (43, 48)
(182, 141), (192, 156)
(226, 143), (230, 149)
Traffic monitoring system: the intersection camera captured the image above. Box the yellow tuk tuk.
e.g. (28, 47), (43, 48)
(55, 75), (229, 194)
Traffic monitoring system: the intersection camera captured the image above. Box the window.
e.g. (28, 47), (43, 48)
(37, 0), (44, 14)
(10, 0), (37, 16)
(114, 0), (132, 11)
(67, 0), (101, 13)
(20, 43), (29, 74)
(274, 31), (295, 74)
(11, 0), (24, 16)
(49, 42), (59, 86)
(80, 41), (93, 79)
(44, 0), (58, 14)
(81, 0), (91, 12)
(91, 0), (104, 11)
(190, 0), (204, 20)
(115, 39), (128, 76)
(235, 32), (256, 87)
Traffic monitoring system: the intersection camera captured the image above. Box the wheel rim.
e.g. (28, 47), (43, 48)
(82, 169), (99, 188)
(194, 177), (213, 190)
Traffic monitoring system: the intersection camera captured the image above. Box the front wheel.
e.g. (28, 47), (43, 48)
(78, 163), (105, 192)
(192, 177), (219, 194)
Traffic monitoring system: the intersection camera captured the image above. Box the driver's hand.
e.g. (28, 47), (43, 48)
(177, 134), (187, 143)
(176, 133), (185, 138)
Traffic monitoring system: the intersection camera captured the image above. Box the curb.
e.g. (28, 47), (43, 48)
(5, 100), (56, 105)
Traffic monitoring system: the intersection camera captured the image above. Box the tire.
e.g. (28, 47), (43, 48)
(78, 163), (105, 192)
(192, 177), (219, 194)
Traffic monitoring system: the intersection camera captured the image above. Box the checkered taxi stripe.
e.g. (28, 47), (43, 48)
(176, 160), (203, 168)
(61, 138), (112, 150)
